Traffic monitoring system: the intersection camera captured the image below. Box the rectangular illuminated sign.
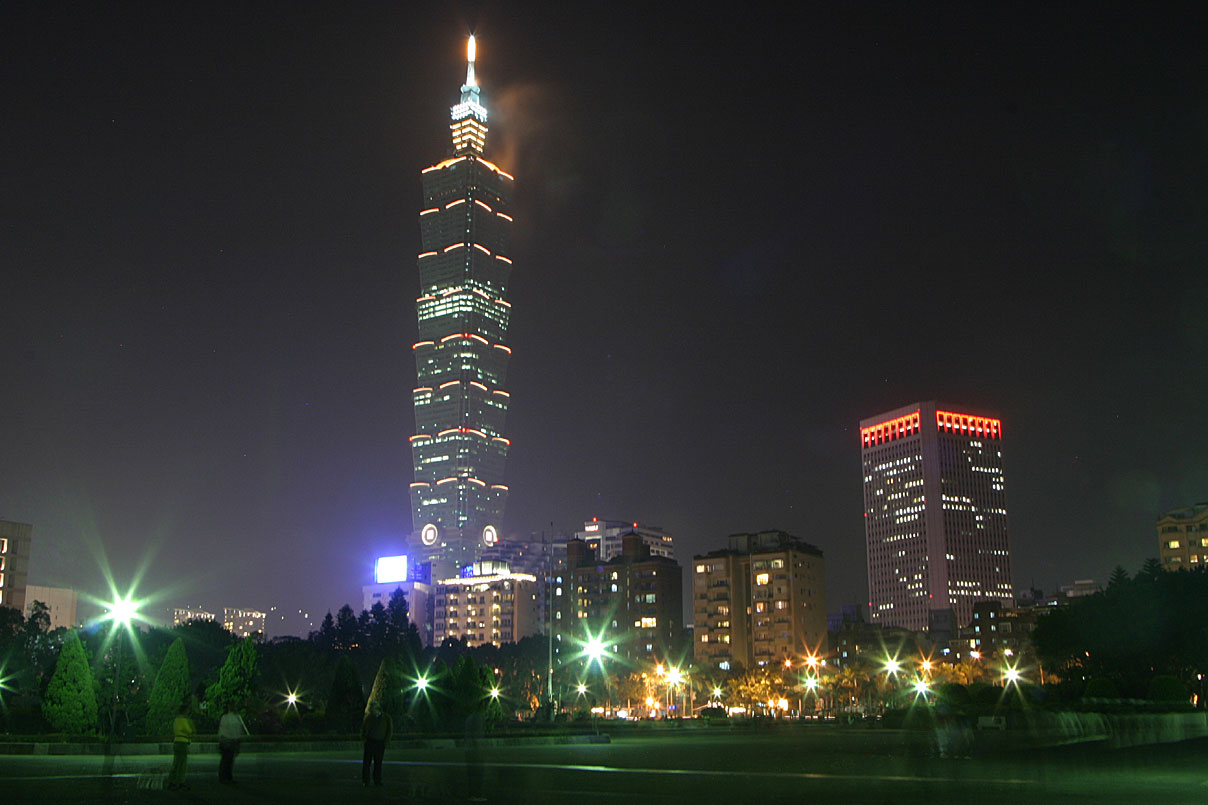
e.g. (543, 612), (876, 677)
(375, 555), (409, 584)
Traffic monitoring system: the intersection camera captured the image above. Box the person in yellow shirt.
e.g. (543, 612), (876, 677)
(169, 704), (195, 790)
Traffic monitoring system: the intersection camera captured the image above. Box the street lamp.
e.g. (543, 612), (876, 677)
(104, 595), (140, 740)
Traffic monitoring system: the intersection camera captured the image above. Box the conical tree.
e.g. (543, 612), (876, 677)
(205, 637), (258, 714)
(42, 631), (98, 734)
(146, 638), (190, 736)
(367, 655), (407, 722)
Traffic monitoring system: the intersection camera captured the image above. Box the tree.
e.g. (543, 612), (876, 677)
(1107, 565), (1131, 590)
(367, 655), (408, 724)
(335, 605), (358, 651)
(325, 654), (365, 732)
(42, 631), (98, 734)
(146, 638), (190, 737)
(205, 637), (258, 714)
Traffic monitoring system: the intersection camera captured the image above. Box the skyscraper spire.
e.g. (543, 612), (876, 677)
(451, 34), (487, 153)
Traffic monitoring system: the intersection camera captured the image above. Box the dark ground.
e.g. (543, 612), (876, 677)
(3, 729), (1206, 803)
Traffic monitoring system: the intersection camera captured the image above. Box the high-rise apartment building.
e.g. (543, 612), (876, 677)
(25, 586), (79, 629)
(433, 560), (540, 647)
(173, 607), (216, 626)
(1157, 502), (1208, 570)
(222, 607), (267, 639)
(556, 534), (683, 669)
(574, 518), (675, 562)
(693, 531), (827, 672)
(860, 401), (1013, 633)
(0, 520), (32, 612)
(409, 36), (515, 569)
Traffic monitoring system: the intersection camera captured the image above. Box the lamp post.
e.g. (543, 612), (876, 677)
(105, 596), (138, 741)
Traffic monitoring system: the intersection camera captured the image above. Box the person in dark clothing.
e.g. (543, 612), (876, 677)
(361, 700), (392, 787)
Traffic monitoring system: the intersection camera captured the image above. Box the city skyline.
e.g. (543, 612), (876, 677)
(3, 5), (1205, 629)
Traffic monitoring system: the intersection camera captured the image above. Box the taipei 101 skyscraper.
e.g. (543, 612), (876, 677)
(409, 36), (514, 569)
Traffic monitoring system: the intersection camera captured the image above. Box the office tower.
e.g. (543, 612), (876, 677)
(0, 520), (32, 611)
(1157, 502), (1208, 570)
(575, 518), (675, 562)
(409, 36), (514, 568)
(693, 531), (827, 671)
(860, 401), (1013, 632)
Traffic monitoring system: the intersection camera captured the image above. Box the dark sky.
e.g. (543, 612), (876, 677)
(4, 2), (1206, 632)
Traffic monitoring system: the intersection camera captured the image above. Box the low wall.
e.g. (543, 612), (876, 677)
(0, 732), (609, 756)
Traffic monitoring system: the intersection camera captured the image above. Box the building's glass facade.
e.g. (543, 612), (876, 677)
(410, 38), (513, 566)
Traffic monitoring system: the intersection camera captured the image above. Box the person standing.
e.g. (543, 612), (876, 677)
(217, 701), (249, 784)
(168, 704), (194, 790)
(360, 700), (392, 787)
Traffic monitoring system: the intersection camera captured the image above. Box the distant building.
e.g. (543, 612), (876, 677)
(861, 402), (1014, 633)
(222, 607), (266, 638)
(1157, 502), (1208, 570)
(574, 519), (675, 562)
(1059, 579), (1101, 598)
(433, 560), (539, 647)
(0, 520), (33, 612)
(557, 533), (683, 670)
(693, 531), (827, 672)
(173, 607), (216, 626)
(24, 586), (78, 629)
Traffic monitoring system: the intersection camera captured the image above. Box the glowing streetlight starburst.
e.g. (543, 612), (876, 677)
(489, 687), (501, 700)
(884, 658), (902, 676)
(576, 683), (587, 696)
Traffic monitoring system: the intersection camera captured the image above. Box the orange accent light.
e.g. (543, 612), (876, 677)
(409, 482), (430, 488)
(936, 410), (1002, 439)
(496, 212), (513, 221)
(408, 434), (431, 442)
(443, 243), (464, 252)
(412, 340), (434, 350)
(860, 411), (921, 448)
(418, 251), (438, 258)
(439, 380), (459, 389)
(493, 344), (512, 354)
(422, 156), (467, 173)
(474, 200), (492, 211)
(420, 208), (439, 216)
(474, 156), (513, 180)
(495, 255), (512, 264)
(445, 198), (466, 208)
(474, 243), (491, 254)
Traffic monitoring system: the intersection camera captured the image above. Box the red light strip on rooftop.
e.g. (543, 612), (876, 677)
(860, 411), (921, 448)
(409, 482), (430, 488)
(474, 200), (492, 211)
(495, 298), (511, 307)
(491, 437), (511, 446)
(412, 340), (434, 350)
(446, 199), (466, 208)
(493, 343), (512, 354)
(496, 212), (513, 222)
(439, 380), (459, 389)
(413, 387), (433, 393)
(409, 434), (431, 442)
(474, 243), (491, 255)
(443, 243), (464, 252)
(420, 208), (439, 216)
(491, 484), (509, 491)
(936, 411), (1002, 440)
(418, 251), (437, 258)
(495, 255), (512, 264)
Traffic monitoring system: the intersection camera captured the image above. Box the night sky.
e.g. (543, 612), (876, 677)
(5, 3), (1206, 633)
